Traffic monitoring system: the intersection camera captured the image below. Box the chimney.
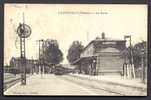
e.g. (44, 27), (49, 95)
(102, 32), (105, 39)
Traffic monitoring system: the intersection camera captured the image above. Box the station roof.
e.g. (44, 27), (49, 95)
(82, 38), (126, 54)
(72, 55), (97, 65)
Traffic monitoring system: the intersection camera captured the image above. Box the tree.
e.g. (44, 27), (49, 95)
(43, 39), (63, 66)
(133, 41), (147, 68)
(67, 41), (84, 64)
(122, 41), (147, 68)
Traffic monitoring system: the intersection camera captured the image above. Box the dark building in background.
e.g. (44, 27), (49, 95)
(9, 57), (38, 74)
(73, 33), (126, 75)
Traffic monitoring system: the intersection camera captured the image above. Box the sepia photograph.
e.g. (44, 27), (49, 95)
(3, 4), (147, 96)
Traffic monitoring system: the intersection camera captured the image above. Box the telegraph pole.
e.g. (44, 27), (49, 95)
(129, 36), (134, 65)
(42, 41), (46, 74)
(141, 46), (146, 83)
(37, 39), (45, 77)
(141, 50), (144, 83)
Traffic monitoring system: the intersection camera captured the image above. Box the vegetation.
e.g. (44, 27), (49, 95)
(43, 39), (63, 66)
(133, 41), (147, 68)
(122, 41), (147, 68)
(67, 41), (84, 64)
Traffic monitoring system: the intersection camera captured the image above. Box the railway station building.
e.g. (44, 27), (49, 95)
(73, 33), (126, 76)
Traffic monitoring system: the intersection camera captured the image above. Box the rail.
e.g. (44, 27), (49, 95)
(4, 77), (21, 92)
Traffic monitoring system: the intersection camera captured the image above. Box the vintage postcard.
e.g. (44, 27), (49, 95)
(4, 4), (147, 96)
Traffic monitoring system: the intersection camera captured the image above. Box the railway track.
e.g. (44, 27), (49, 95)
(58, 75), (124, 95)
(60, 75), (146, 96)
(4, 74), (31, 92)
(4, 77), (21, 92)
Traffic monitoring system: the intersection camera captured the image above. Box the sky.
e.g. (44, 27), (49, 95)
(4, 4), (147, 65)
